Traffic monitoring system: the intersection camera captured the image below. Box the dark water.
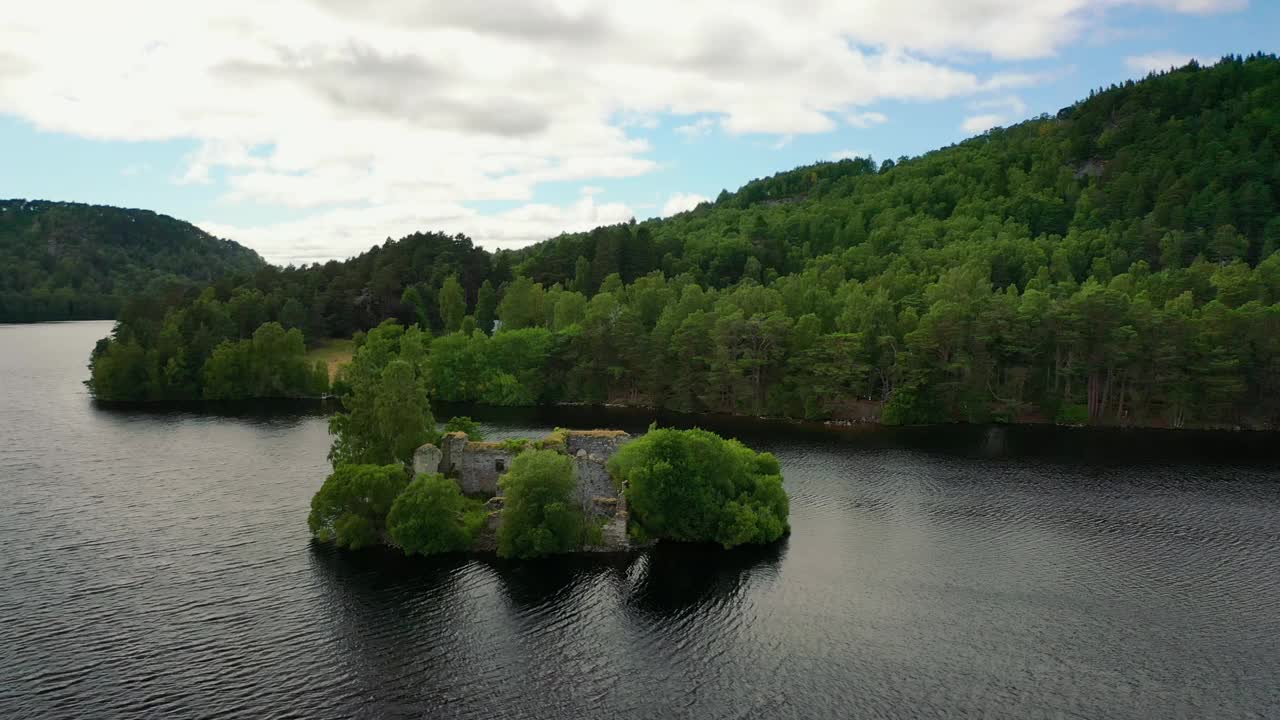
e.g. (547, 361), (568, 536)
(2, 322), (1279, 720)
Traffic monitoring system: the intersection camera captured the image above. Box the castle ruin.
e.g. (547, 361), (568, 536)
(411, 429), (638, 552)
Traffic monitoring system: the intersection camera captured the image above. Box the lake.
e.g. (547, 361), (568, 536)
(2, 321), (1278, 719)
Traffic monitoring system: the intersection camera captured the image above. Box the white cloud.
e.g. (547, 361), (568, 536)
(981, 67), (1071, 91)
(961, 114), (1007, 134)
(828, 149), (868, 161)
(961, 95), (1029, 134)
(661, 192), (710, 217)
(1139, 0), (1245, 12)
(675, 116), (716, 140)
(1124, 51), (1216, 75)
(0, 0), (1247, 262)
(846, 111), (888, 128)
(617, 112), (659, 129)
(201, 194), (637, 265)
(974, 95), (1029, 116)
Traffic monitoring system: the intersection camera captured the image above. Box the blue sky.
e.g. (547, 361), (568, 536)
(0, 1), (1275, 264)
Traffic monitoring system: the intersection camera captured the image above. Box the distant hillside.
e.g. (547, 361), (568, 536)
(0, 200), (265, 322)
(512, 53), (1280, 286)
(88, 54), (1280, 429)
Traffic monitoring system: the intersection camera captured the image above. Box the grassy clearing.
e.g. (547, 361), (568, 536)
(305, 338), (355, 382)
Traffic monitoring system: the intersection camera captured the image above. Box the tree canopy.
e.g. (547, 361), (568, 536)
(442, 416), (485, 440)
(609, 427), (789, 548)
(386, 473), (487, 555)
(327, 322), (435, 468)
(0, 200), (263, 323)
(85, 54), (1280, 428)
(496, 449), (585, 559)
(88, 295), (324, 402)
(307, 464), (409, 550)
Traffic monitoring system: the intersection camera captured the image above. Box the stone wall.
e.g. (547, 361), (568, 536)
(411, 428), (641, 552)
(454, 443), (520, 496)
(434, 432), (523, 496)
(438, 432), (469, 477)
(565, 430), (630, 510)
(412, 443), (442, 476)
(564, 430), (630, 459)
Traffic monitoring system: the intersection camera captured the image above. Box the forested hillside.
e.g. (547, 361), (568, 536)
(89, 54), (1280, 428)
(0, 200), (264, 322)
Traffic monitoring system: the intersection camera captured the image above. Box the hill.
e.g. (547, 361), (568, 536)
(0, 200), (265, 322)
(87, 53), (1280, 429)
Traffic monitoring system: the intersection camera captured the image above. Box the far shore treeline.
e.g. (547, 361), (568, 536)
(87, 55), (1280, 429)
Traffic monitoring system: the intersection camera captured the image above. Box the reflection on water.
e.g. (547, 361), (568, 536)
(627, 541), (785, 615)
(3, 321), (1280, 719)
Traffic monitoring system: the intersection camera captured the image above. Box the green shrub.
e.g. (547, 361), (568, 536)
(480, 371), (536, 406)
(497, 450), (585, 558)
(307, 464), (409, 549)
(1055, 403), (1090, 425)
(387, 473), (486, 555)
(311, 360), (331, 396)
(881, 383), (946, 426)
(608, 427), (789, 548)
(443, 416), (484, 440)
(499, 438), (531, 453)
(534, 429), (568, 453)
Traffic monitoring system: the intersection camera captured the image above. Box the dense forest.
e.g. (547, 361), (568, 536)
(89, 54), (1280, 428)
(0, 200), (265, 322)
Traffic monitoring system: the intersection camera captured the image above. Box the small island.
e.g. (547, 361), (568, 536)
(309, 425), (790, 558)
(305, 323), (789, 558)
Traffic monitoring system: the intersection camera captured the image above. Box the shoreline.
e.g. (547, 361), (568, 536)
(88, 394), (1280, 435)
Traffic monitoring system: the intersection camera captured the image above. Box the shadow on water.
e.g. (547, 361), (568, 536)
(307, 537), (627, 608)
(482, 554), (631, 608)
(306, 535), (786, 620)
(90, 395), (1280, 466)
(92, 396), (336, 420)
(627, 540), (786, 616)
(305, 540), (475, 609)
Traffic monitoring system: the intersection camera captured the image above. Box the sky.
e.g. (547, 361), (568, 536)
(0, 1), (1276, 266)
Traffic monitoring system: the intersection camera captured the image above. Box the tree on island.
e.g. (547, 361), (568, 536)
(308, 464), (409, 549)
(609, 427), (789, 548)
(496, 450), (586, 559)
(387, 473), (487, 555)
(328, 321), (435, 468)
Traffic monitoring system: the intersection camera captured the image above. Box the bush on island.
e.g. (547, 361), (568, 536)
(442, 416), (484, 440)
(307, 464), (409, 549)
(387, 473), (487, 555)
(608, 427), (789, 548)
(496, 449), (585, 559)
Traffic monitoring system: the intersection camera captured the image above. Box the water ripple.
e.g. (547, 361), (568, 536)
(2, 322), (1279, 719)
